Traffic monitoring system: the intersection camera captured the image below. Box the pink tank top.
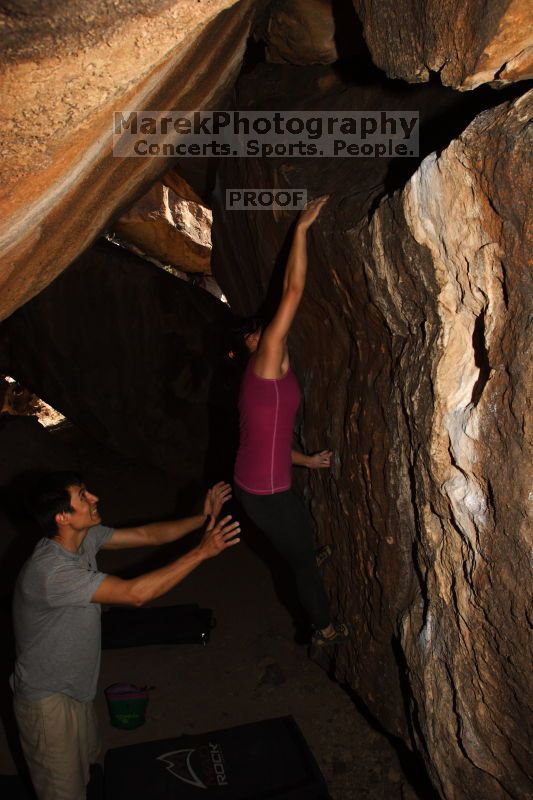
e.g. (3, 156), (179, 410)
(234, 358), (301, 495)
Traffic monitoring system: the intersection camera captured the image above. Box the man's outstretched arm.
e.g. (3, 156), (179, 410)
(92, 515), (240, 606)
(102, 482), (232, 550)
(102, 514), (208, 550)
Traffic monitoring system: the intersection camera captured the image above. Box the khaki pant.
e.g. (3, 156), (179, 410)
(14, 692), (100, 800)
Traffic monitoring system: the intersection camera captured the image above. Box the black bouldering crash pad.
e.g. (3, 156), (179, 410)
(104, 716), (330, 799)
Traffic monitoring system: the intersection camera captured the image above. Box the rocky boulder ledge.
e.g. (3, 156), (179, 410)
(0, 0), (264, 321)
(112, 180), (213, 274)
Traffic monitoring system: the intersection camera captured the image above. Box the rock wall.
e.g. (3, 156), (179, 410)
(348, 90), (531, 800)
(1, 239), (235, 484)
(212, 78), (532, 796)
(210, 61), (442, 741)
(255, 0), (533, 87)
(260, 0), (361, 65)
(0, 0), (264, 321)
(353, 0), (533, 89)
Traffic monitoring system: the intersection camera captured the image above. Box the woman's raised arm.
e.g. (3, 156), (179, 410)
(254, 196), (328, 377)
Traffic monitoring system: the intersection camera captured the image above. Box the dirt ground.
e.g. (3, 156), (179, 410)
(0, 426), (430, 799)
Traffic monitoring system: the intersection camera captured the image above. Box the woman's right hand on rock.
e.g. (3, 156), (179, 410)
(297, 195), (329, 231)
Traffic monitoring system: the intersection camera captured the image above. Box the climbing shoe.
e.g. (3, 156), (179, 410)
(311, 622), (350, 647)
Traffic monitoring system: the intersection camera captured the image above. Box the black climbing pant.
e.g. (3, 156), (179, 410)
(235, 486), (331, 630)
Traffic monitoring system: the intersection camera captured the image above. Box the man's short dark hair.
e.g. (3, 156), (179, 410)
(27, 471), (83, 537)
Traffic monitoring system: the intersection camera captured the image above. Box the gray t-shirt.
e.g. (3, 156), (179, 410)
(12, 524), (114, 702)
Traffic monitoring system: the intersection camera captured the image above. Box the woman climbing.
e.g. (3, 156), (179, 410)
(233, 196), (349, 646)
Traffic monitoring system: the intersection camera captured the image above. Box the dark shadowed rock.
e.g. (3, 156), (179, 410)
(353, 0), (533, 89)
(211, 65), (532, 798)
(2, 239), (234, 484)
(260, 0), (362, 65)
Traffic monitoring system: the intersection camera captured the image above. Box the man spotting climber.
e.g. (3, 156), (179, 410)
(11, 471), (240, 800)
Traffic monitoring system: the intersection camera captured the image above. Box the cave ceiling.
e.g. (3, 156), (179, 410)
(0, 0), (531, 320)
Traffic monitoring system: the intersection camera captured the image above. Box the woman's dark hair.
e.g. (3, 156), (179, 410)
(26, 471), (82, 537)
(231, 315), (263, 338)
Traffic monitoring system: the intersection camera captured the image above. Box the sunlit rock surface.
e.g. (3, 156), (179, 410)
(354, 89), (532, 800)
(353, 0), (533, 89)
(113, 181), (212, 273)
(1, 239), (233, 483)
(162, 169), (206, 205)
(0, 0), (262, 321)
(213, 77), (532, 797)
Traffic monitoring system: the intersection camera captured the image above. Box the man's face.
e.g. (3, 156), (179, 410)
(65, 484), (102, 530)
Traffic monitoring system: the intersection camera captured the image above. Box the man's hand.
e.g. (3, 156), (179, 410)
(307, 449), (333, 469)
(203, 482), (232, 519)
(199, 515), (240, 559)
